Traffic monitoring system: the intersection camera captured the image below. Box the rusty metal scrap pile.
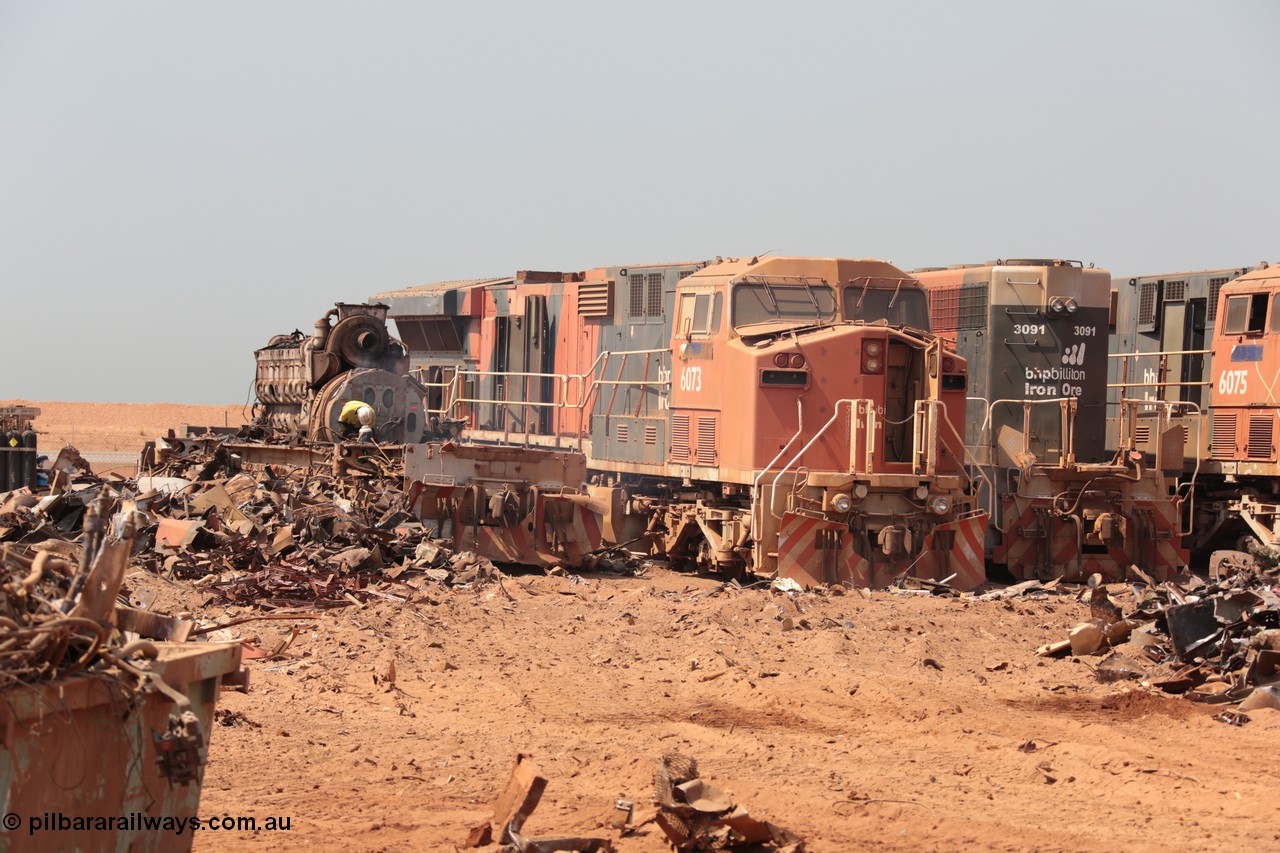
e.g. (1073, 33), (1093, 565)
(1036, 561), (1280, 718)
(1, 495), (160, 687)
(0, 442), (491, 616)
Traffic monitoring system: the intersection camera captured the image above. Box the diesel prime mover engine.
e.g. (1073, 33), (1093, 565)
(253, 302), (428, 443)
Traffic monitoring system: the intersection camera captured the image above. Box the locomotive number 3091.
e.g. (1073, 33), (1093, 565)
(679, 366), (703, 392)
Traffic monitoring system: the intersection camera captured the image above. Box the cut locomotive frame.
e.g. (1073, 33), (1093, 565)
(1111, 263), (1280, 554)
(387, 257), (988, 590)
(150, 301), (604, 572)
(915, 260), (1188, 583)
(149, 432), (605, 572)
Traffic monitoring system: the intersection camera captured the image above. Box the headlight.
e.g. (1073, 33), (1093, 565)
(789, 353), (806, 369)
(930, 495), (951, 515)
(774, 353), (789, 368)
(1049, 297), (1066, 314)
(1065, 298), (1078, 313)
(853, 483), (869, 498)
(914, 484), (930, 500)
(864, 341), (882, 357)
(831, 493), (853, 513)
(863, 357), (881, 373)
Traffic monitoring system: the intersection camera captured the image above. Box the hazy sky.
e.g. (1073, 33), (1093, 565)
(2, 1), (1277, 404)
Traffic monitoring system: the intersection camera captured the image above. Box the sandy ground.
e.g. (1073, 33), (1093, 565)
(127, 569), (1280, 853)
(13, 403), (1280, 851)
(1, 399), (245, 474)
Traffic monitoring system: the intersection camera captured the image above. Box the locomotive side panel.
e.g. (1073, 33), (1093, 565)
(1107, 266), (1258, 459)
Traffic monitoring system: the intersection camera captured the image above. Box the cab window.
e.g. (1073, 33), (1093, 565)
(844, 286), (931, 330)
(678, 291), (722, 338)
(731, 283), (836, 329)
(1224, 293), (1268, 335)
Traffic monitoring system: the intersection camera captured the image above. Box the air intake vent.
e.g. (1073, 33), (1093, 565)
(1211, 412), (1237, 458)
(927, 286), (960, 333)
(671, 414), (690, 461)
(644, 424), (658, 446)
(1137, 281), (1160, 332)
(1133, 424), (1151, 445)
(1164, 280), (1187, 302)
(1208, 278), (1229, 323)
(695, 417), (717, 465)
(577, 280), (613, 318)
(1247, 414), (1273, 460)
(617, 422), (629, 443)
(958, 284), (988, 330)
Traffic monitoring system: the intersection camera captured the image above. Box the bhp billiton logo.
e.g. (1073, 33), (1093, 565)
(1062, 343), (1087, 366)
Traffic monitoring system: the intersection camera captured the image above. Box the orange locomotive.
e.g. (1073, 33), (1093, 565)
(1107, 263), (1280, 556)
(389, 257), (988, 589)
(1168, 264), (1280, 551)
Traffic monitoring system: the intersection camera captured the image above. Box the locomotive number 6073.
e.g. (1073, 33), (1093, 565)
(679, 366), (703, 392)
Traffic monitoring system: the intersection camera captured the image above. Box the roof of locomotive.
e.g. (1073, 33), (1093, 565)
(683, 256), (913, 285)
(1219, 263), (1280, 291)
(1113, 265), (1261, 282)
(911, 259), (1087, 273)
(369, 277), (512, 299)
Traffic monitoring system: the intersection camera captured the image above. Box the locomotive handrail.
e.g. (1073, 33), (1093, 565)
(912, 400), (942, 476)
(1106, 381), (1210, 388)
(768, 399), (873, 511)
(981, 397), (1083, 466)
(940, 401), (995, 525)
(751, 398), (804, 540)
(1107, 349), (1212, 358)
(418, 346), (674, 447)
(1117, 396), (1202, 538)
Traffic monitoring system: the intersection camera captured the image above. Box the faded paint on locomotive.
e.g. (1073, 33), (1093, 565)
(916, 260), (1187, 583)
(913, 260), (1111, 465)
(381, 257), (987, 589)
(1205, 265), (1280, 475)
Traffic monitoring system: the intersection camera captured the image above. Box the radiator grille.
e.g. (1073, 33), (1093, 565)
(695, 417), (717, 465)
(671, 414), (690, 461)
(1211, 412), (1237, 458)
(645, 273), (664, 317)
(1137, 281), (1159, 329)
(1208, 277), (1229, 322)
(1247, 414), (1273, 459)
(927, 286), (960, 333)
(629, 274), (645, 318)
(577, 280), (613, 318)
(957, 284), (988, 330)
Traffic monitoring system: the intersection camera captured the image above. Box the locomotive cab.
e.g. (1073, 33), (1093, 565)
(1206, 266), (1280, 472)
(665, 257), (984, 588)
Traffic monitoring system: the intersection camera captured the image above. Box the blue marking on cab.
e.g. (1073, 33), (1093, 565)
(1231, 345), (1264, 363)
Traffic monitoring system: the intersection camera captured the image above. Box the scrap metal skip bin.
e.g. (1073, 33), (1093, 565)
(0, 642), (243, 853)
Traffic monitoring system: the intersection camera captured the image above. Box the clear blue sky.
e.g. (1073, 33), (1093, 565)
(2, 1), (1276, 404)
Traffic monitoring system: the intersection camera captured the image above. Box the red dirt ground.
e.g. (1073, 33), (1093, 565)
(17, 402), (1280, 851)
